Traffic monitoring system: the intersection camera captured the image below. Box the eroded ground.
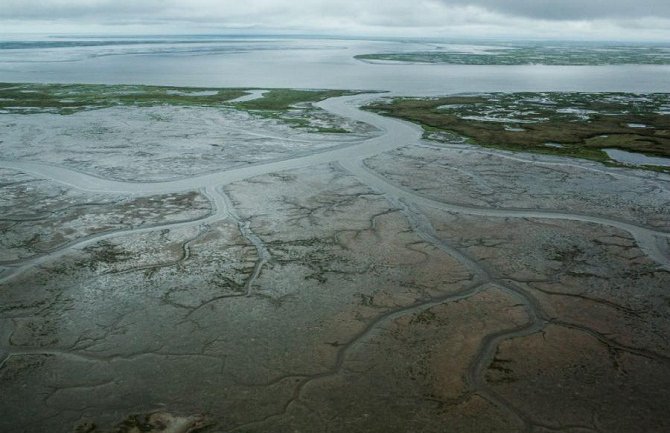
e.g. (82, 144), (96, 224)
(1, 84), (669, 433)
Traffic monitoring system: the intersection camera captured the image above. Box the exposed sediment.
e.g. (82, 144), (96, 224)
(1, 88), (669, 432)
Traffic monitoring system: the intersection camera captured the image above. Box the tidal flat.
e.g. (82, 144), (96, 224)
(1, 82), (669, 433)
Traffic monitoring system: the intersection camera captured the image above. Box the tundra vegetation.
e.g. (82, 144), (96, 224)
(365, 92), (670, 171)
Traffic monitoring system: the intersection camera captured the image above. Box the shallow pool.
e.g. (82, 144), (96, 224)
(604, 148), (670, 167)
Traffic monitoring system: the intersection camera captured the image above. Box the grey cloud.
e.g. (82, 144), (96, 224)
(2, 0), (669, 22)
(442, 0), (670, 20)
(1, 0), (670, 41)
(0, 0), (172, 20)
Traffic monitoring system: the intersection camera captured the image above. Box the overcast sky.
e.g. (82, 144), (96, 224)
(1, 0), (670, 41)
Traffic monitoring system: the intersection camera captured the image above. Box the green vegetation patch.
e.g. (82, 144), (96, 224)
(365, 92), (670, 171)
(0, 82), (248, 115)
(0, 83), (362, 133)
(355, 44), (670, 66)
(234, 89), (356, 111)
(234, 88), (361, 133)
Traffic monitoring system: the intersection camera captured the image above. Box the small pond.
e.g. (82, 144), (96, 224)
(604, 148), (670, 167)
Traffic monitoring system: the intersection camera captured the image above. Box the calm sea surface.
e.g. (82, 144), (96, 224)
(1, 36), (669, 95)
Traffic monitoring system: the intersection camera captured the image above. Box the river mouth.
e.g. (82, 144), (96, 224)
(605, 148), (670, 167)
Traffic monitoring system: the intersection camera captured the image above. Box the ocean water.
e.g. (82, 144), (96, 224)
(1, 35), (669, 95)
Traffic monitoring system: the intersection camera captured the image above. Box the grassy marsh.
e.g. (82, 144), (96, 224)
(233, 88), (361, 133)
(0, 83), (248, 114)
(0, 83), (359, 133)
(365, 92), (670, 171)
(233, 89), (356, 111)
(355, 44), (670, 66)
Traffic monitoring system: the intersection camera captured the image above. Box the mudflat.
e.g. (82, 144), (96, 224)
(1, 83), (669, 433)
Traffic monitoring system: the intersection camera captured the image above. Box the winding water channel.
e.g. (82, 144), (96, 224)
(2, 90), (670, 431)
(1, 93), (668, 281)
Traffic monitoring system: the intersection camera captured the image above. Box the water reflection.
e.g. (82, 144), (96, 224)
(1, 37), (669, 94)
(604, 148), (670, 167)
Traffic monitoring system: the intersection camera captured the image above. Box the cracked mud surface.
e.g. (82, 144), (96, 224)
(1, 86), (669, 432)
(0, 105), (373, 182)
(366, 146), (670, 230)
(0, 168), (211, 263)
